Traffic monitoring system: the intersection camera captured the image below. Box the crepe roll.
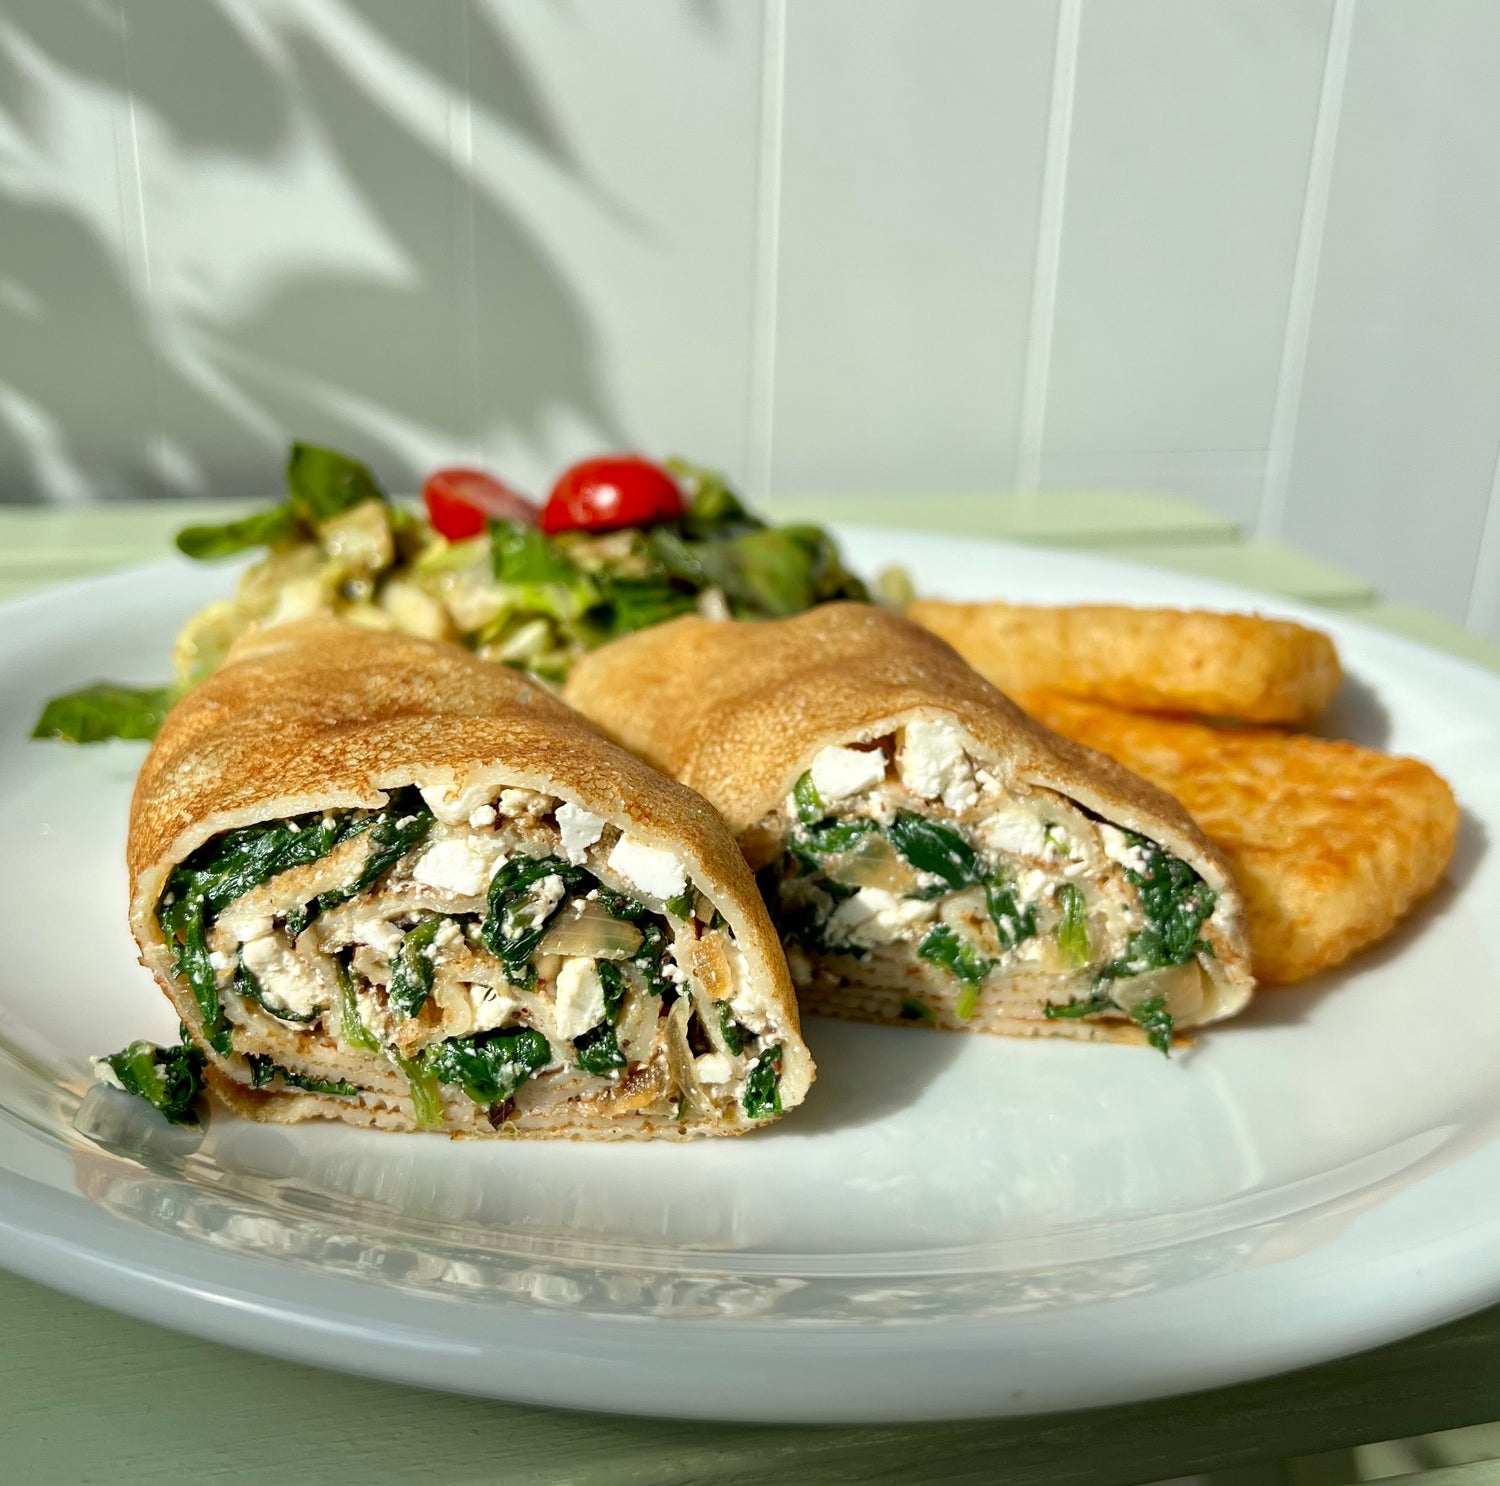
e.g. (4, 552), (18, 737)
(127, 619), (812, 1137)
(565, 605), (1255, 1049)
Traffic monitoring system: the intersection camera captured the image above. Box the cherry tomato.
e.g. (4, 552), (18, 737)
(541, 455), (685, 534)
(423, 467), (538, 541)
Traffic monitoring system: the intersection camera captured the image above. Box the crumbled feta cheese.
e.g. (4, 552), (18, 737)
(726, 944), (773, 1034)
(827, 887), (937, 947)
(412, 834), (505, 896)
(240, 933), (326, 1021)
(348, 911), (403, 959)
(552, 957), (606, 1040)
(1015, 868), (1051, 906)
(532, 874), (566, 921)
(431, 920), (463, 955)
(419, 779), (497, 826)
(1099, 824), (1154, 878)
(91, 1056), (124, 1090)
(208, 950), (231, 972)
(499, 788), (553, 819)
(467, 984), (519, 1035)
(467, 804), (497, 829)
(607, 834), (688, 902)
(221, 912), (274, 945)
(694, 1052), (734, 1085)
(981, 807), (1050, 859)
(809, 744), (887, 801)
(556, 801), (605, 865)
(897, 719), (978, 813)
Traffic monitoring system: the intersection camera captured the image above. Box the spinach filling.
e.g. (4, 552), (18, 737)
(916, 924), (995, 1021)
(769, 795), (1035, 1006)
(100, 1026), (206, 1126)
(421, 1027), (552, 1108)
(388, 917), (445, 1018)
(152, 811), (741, 1122)
(1044, 833), (1217, 1055)
(246, 1056), (360, 1097)
(742, 1044), (784, 1121)
(778, 775), (1213, 1053)
(573, 961), (628, 1075)
(155, 789), (433, 1054)
(234, 951), (321, 1025)
(481, 856), (587, 986)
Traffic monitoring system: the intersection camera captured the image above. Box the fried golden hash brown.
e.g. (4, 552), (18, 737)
(907, 601), (1342, 726)
(1020, 692), (1459, 985)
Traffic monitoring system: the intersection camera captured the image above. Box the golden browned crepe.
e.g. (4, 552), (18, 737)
(565, 605), (1254, 1048)
(1017, 692), (1460, 984)
(906, 600), (1342, 725)
(127, 619), (813, 1138)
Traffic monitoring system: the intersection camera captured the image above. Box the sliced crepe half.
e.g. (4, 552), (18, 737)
(127, 619), (812, 1137)
(565, 604), (1255, 1049)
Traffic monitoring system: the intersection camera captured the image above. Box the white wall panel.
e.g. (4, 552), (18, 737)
(765, 0), (1058, 498)
(1039, 0), (1333, 526)
(1, 0), (767, 501)
(475, 0), (766, 493)
(0, 1), (158, 500)
(122, 0), (475, 497)
(1277, 0), (1500, 627)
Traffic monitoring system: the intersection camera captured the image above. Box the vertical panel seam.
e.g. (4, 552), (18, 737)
(1014, 0), (1081, 496)
(112, 0), (165, 496)
(1464, 433), (1500, 635)
(746, 0), (787, 499)
(449, 0), (483, 465)
(1255, 0), (1355, 541)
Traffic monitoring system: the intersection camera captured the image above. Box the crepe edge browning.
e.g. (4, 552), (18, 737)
(126, 618), (814, 1135)
(906, 599), (1343, 726)
(565, 603), (1257, 1031)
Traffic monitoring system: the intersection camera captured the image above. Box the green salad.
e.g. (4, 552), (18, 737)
(33, 443), (882, 744)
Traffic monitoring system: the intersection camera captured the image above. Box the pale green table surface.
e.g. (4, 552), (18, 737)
(4, 492), (1499, 1486)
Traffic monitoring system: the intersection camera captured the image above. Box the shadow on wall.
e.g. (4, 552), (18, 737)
(0, 0), (622, 503)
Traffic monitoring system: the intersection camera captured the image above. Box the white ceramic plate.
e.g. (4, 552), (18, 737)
(2, 529), (1498, 1425)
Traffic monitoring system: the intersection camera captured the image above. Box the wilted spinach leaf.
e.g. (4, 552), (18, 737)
(1054, 882), (1090, 967)
(422, 1027), (552, 1106)
(916, 924), (994, 1019)
(742, 1044), (783, 1120)
(1127, 993), (1175, 1056)
(316, 790), (434, 912)
(574, 1020), (627, 1075)
(101, 1029), (206, 1126)
(481, 854), (586, 985)
(388, 917), (443, 1018)
(793, 771), (824, 827)
(889, 813), (982, 893)
(1101, 834), (1216, 981)
(31, 682), (178, 744)
(984, 878), (1036, 952)
(393, 1051), (444, 1128)
(246, 1055), (359, 1096)
(719, 1003), (748, 1055)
